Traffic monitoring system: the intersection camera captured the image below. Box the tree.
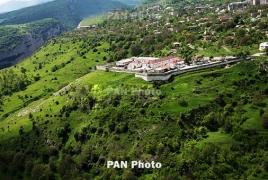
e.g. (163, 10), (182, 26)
(236, 28), (246, 39)
(29, 113), (33, 119)
(122, 170), (137, 180)
(130, 44), (142, 56)
(25, 161), (34, 177)
(19, 126), (24, 135)
(20, 67), (27, 74)
(233, 14), (240, 24)
(225, 20), (236, 30)
(253, 91), (263, 106)
(178, 97), (188, 107)
(257, 20), (268, 29)
(143, 35), (154, 47)
(261, 112), (268, 129)
(239, 35), (251, 46)
(114, 49), (127, 61)
(31, 164), (44, 180)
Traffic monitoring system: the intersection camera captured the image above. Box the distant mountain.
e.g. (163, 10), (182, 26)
(0, 0), (129, 30)
(0, 0), (53, 13)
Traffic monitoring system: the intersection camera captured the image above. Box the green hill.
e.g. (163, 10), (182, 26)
(0, 0), (129, 30)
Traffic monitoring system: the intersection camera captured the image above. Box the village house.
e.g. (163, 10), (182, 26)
(170, 49), (178, 53)
(153, 30), (161, 35)
(218, 16), (230, 22)
(116, 59), (133, 67)
(78, 26), (91, 29)
(227, 1), (249, 11)
(259, 42), (268, 51)
(172, 42), (181, 47)
(203, 35), (211, 41)
(189, 26), (198, 30)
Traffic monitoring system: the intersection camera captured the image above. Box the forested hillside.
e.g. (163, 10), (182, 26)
(0, 0), (128, 30)
(0, 18), (66, 69)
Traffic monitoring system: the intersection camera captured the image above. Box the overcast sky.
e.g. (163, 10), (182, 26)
(0, 0), (29, 5)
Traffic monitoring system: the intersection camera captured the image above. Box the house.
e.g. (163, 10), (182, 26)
(226, 36), (235, 39)
(155, 66), (170, 73)
(259, 42), (268, 51)
(172, 42), (181, 47)
(203, 35), (211, 41)
(78, 26), (91, 29)
(168, 28), (174, 32)
(189, 26), (198, 30)
(153, 30), (161, 35)
(170, 49), (178, 53)
(116, 58), (133, 67)
(227, 1), (249, 11)
(218, 16), (229, 22)
(253, 0), (268, 5)
(171, 59), (184, 68)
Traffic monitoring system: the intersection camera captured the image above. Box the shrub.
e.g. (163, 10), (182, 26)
(178, 97), (188, 107)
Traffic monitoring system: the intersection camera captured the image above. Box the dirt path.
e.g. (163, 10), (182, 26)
(251, 53), (265, 57)
(222, 46), (232, 53)
(17, 99), (48, 117)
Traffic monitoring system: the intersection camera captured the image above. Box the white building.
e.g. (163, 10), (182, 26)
(228, 1), (249, 11)
(259, 42), (268, 51)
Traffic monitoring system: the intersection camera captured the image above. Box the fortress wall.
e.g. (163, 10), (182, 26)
(136, 58), (244, 81)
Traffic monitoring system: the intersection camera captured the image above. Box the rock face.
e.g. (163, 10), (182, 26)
(0, 24), (65, 69)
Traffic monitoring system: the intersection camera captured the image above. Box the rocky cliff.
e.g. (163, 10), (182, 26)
(0, 22), (66, 69)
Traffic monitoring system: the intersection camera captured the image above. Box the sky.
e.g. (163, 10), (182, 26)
(0, 0), (12, 5)
(0, 0), (47, 5)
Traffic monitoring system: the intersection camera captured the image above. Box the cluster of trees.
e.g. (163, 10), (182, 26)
(0, 68), (29, 96)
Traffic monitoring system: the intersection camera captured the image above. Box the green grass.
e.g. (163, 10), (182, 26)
(242, 104), (268, 133)
(202, 131), (233, 144)
(80, 15), (107, 26)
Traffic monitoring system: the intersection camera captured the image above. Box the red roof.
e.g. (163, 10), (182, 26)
(149, 56), (177, 64)
(173, 60), (183, 63)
